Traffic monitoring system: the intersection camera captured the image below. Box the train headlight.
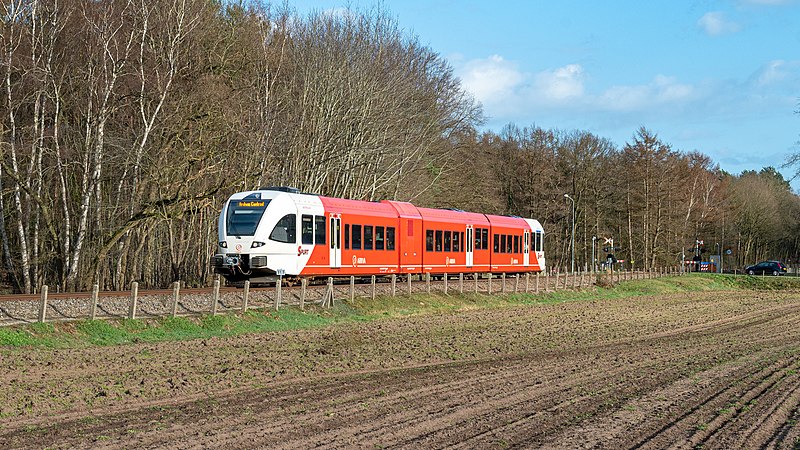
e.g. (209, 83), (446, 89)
(219, 241), (227, 248)
(251, 241), (266, 248)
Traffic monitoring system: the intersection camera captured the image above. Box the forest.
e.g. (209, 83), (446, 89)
(1, 0), (798, 293)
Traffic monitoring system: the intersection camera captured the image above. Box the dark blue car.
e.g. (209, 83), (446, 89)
(744, 261), (787, 276)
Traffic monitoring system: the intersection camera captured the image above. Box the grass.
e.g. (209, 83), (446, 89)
(1, 273), (799, 349)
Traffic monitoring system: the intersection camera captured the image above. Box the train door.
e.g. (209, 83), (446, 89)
(523, 230), (530, 266)
(466, 225), (474, 267)
(329, 215), (341, 268)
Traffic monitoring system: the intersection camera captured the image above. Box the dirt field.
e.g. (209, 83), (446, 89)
(3, 289), (800, 448)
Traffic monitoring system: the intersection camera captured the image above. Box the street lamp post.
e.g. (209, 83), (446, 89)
(564, 194), (575, 274)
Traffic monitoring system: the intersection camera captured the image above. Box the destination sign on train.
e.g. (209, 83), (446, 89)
(238, 201), (265, 207)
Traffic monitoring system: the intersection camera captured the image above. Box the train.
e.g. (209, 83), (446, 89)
(211, 187), (546, 283)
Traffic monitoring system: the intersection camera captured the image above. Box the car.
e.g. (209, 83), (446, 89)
(744, 260), (788, 276)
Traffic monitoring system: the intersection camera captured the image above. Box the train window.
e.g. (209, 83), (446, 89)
(426, 230), (434, 252)
(493, 234), (499, 252)
(537, 231), (544, 252)
(226, 199), (270, 237)
(376, 226), (385, 250)
(530, 232), (536, 252)
(435, 230), (443, 252)
(482, 228), (489, 250)
(352, 224), (362, 250)
(269, 214), (296, 243)
(315, 216), (326, 245)
(474, 228), (481, 251)
(301, 215), (314, 245)
(453, 231), (460, 252)
(387, 227), (396, 250)
(444, 231), (451, 252)
(501, 235), (507, 254)
(345, 224), (350, 249)
(514, 235), (519, 253)
(506, 235), (513, 253)
(364, 226), (373, 250)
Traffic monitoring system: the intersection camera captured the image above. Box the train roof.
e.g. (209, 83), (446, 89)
(319, 196), (398, 218)
(416, 207), (490, 225)
(485, 214), (531, 228)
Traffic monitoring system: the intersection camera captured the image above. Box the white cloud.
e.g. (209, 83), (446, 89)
(598, 75), (697, 112)
(752, 60), (800, 87)
(697, 12), (742, 36)
(457, 55), (524, 103)
(533, 64), (585, 101)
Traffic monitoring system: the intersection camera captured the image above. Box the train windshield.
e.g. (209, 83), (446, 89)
(226, 199), (270, 236)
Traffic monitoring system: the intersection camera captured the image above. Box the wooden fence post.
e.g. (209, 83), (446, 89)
(501, 273), (506, 293)
(242, 280), (250, 312)
(300, 278), (306, 310)
(323, 277), (334, 307)
(38, 285), (48, 323)
(426, 272), (431, 294)
(275, 279), (281, 310)
(545, 271), (549, 292)
(444, 274), (448, 295)
(350, 276), (355, 302)
(129, 281), (139, 320)
(211, 279), (220, 315)
(475, 273), (479, 293)
(488, 273), (493, 294)
(407, 274), (412, 295)
(525, 272), (530, 292)
(459, 273), (464, 294)
(514, 274), (519, 293)
(391, 274), (396, 297)
(90, 284), (99, 320)
(172, 281), (180, 317)
(536, 272), (540, 293)
(371, 275), (376, 300)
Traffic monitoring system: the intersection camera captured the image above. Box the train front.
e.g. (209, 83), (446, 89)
(211, 190), (294, 282)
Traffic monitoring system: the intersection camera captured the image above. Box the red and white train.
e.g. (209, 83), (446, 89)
(212, 187), (546, 282)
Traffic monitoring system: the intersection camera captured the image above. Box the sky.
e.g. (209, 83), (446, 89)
(291, 0), (800, 186)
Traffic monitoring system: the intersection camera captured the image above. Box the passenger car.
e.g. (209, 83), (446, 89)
(744, 261), (787, 276)
(212, 187), (546, 283)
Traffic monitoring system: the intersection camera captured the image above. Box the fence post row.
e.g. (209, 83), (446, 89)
(18, 262), (708, 325)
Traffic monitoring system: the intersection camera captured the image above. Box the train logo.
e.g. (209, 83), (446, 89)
(297, 246), (309, 256)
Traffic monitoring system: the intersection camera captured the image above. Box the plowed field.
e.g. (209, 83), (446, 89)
(3, 289), (800, 448)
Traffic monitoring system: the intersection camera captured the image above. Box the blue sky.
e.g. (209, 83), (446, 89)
(291, 1), (800, 184)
